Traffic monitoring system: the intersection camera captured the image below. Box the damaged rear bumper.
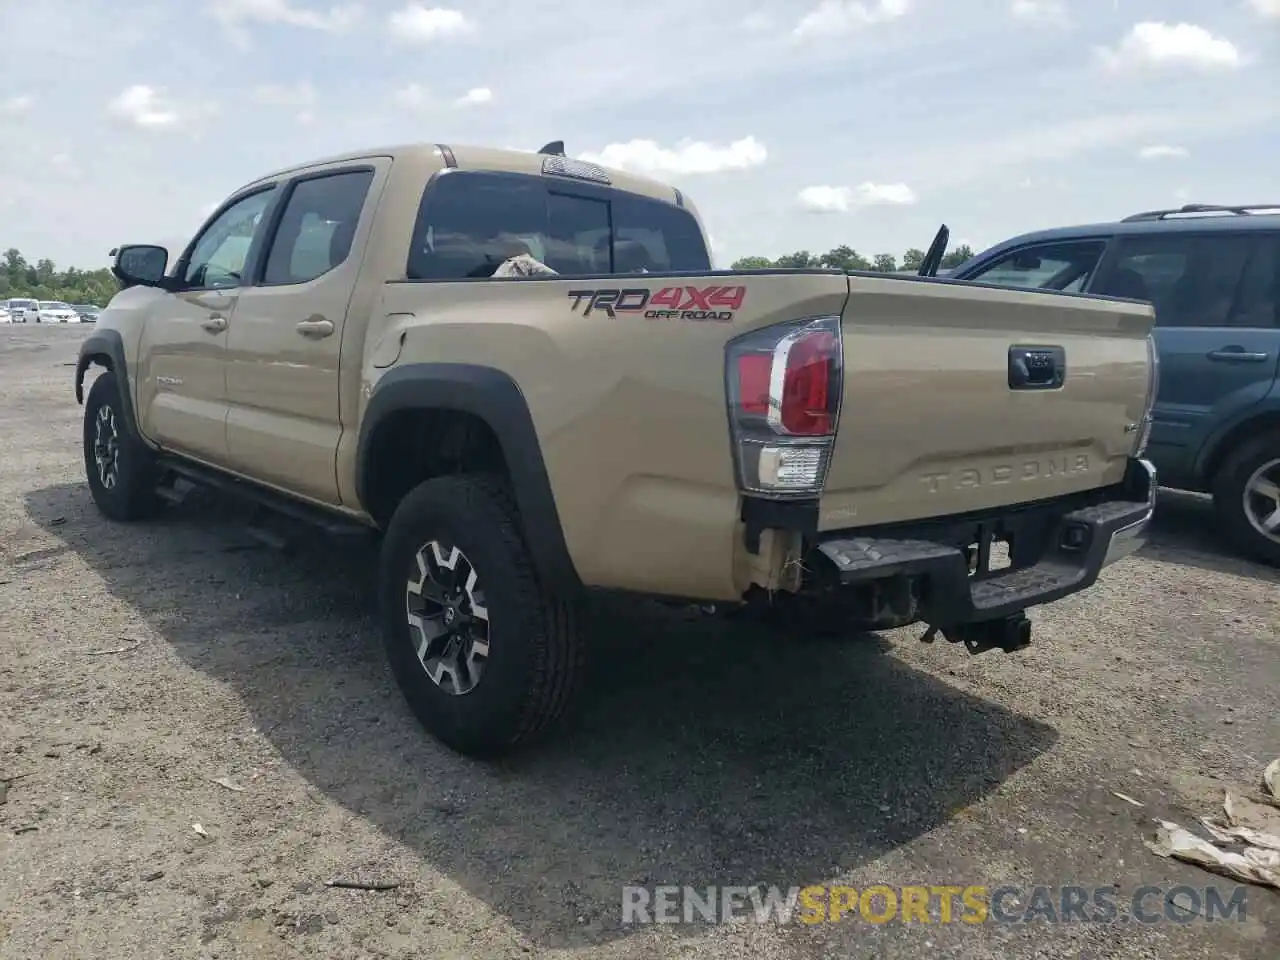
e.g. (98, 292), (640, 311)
(813, 458), (1156, 625)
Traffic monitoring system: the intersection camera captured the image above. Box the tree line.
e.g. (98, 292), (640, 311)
(2, 249), (120, 307)
(0, 241), (982, 308)
(730, 244), (976, 273)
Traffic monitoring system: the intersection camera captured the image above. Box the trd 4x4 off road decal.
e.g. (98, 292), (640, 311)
(567, 285), (746, 322)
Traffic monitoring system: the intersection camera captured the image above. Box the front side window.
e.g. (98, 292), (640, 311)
(183, 188), (276, 289)
(963, 240), (1107, 292)
(406, 171), (711, 280)
(1094, 233), (1256, 327)
(262, 169), (374, 285)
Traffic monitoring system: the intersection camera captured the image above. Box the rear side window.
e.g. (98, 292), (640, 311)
(1094, 233), (1260, 327)
(1228, 236), (1279, 329)
(262, 169), (374, 285)
(406, 171), (710, 280)
(962, 240), (1106, 292)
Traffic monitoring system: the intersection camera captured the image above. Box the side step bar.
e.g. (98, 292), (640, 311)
(155, 456), (376, 540)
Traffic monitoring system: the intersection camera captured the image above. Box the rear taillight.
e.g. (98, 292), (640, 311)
(725, 316), (843, 498)
(1134, 333), (1159, 457)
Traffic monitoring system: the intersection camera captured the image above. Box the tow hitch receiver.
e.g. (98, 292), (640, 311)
(920, 612), (1032, 655)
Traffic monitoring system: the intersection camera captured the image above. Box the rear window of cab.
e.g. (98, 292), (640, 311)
(406, 170), (711, 280)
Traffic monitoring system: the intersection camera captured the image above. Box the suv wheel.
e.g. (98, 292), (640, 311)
(378, 474), (584, 757)
(1212, 431), (1280, 566)
(83, 371), (162, 521)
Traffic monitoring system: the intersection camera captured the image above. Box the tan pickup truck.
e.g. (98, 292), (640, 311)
(75, 141), (1158, 757)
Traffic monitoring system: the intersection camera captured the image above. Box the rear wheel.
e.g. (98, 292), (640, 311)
(378, 474), (584, 757)
(83, 371), (162, 521)
(1211, 431), (1280, 567)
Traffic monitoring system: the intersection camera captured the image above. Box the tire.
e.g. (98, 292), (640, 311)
(1211, 430), (1280, 567)
(83, 371), (162, 521)
(378, 474), (584, 757)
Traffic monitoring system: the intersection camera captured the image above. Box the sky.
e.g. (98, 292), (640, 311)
(1, 0), (1278, 270)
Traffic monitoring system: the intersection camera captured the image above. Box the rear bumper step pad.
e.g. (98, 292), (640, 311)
(816, 459), (1156, 624)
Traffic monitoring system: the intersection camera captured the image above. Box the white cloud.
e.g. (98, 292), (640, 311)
(106, 85), (204, 131)
(797, 182), (917, 213)
(577, 137), (767, 177)
(251, 81), (316, 123)
(454, 87), (492, 107)
(209, 0), (360, 35)
(1138, 144), (1189, 160)
(251, 81), (315, 107)
(1247, 0), (1280, 18)
(741, 11), (774, 32)
(1097, 22), (1243, 73)
(1010, 0), (1068, 26)
(394, 83), (432, 112)
(793, 0), (910, 40)
(388, 5), (472, 43)
(2, 95), (34, 116)
(50, 153), (81, 180)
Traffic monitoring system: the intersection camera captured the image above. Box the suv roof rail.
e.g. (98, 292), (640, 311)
(1121, 203), (1280, 222)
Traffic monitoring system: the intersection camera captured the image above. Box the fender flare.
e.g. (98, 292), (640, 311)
(356, 363), (583, 596)
(75, 329), (142, 438)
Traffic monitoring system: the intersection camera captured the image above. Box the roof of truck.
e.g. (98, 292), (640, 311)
(245, 142), (681, 206)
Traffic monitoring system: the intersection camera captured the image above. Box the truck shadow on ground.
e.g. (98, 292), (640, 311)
(25, 482), (1057, 949)
(1140, 488), (1280, 583)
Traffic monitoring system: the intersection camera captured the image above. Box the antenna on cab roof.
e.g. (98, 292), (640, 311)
(538, 141), (566, 156)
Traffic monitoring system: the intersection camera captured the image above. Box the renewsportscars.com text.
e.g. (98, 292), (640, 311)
(621, 884), (1249, 925)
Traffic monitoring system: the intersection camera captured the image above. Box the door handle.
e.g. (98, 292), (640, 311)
(296, 318), (335, 338)
(1207, 347), (1269, 362)
(201, 314), (227, 333)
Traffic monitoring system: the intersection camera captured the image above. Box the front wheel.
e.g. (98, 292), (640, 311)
(378, 474), (584, 757)
(82, 371), (162, 521)
(1211, 431), (1280, 567)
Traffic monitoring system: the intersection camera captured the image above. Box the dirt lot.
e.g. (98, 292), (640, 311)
(1, 323), (1277, 960)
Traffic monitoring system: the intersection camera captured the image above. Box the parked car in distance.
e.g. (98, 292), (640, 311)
(0, 306), (10, 323)
(6, 297), (38, 322)
(37, 300), (80, 323)
(951, 203), (1280, 565)
(73, 304), (101, 323)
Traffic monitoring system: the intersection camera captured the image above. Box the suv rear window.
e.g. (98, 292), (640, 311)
(406, 171), (710, 280)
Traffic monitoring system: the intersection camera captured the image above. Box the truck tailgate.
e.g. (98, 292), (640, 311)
(819, 276), (1155, 530)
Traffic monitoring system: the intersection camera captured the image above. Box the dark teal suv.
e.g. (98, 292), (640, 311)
(952, 204), (1280, 566)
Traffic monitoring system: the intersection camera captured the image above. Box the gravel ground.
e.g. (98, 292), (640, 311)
(1, 324), (1277, 960)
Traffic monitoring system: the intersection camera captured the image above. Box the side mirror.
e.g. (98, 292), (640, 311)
(112, 244), (169, 288)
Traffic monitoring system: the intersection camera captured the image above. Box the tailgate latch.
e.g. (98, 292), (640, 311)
(1008, 345), (1066, 390)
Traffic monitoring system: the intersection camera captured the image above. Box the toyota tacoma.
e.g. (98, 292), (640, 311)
(75, 141), (1158, 757)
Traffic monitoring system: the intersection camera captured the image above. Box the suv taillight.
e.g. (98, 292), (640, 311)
(725, 316), (843, 498)
(1134, 332), (1159, 457)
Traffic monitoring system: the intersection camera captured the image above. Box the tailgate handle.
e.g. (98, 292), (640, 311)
(1207, 346), (1269, 363)
(1008, 345), (1065, 390)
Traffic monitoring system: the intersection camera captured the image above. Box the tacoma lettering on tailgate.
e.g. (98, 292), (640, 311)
(919, 455), (1091, 493)
(566, 285), (745, 322)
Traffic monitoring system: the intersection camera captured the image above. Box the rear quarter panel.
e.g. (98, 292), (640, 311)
(375, 271), (850, 599)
